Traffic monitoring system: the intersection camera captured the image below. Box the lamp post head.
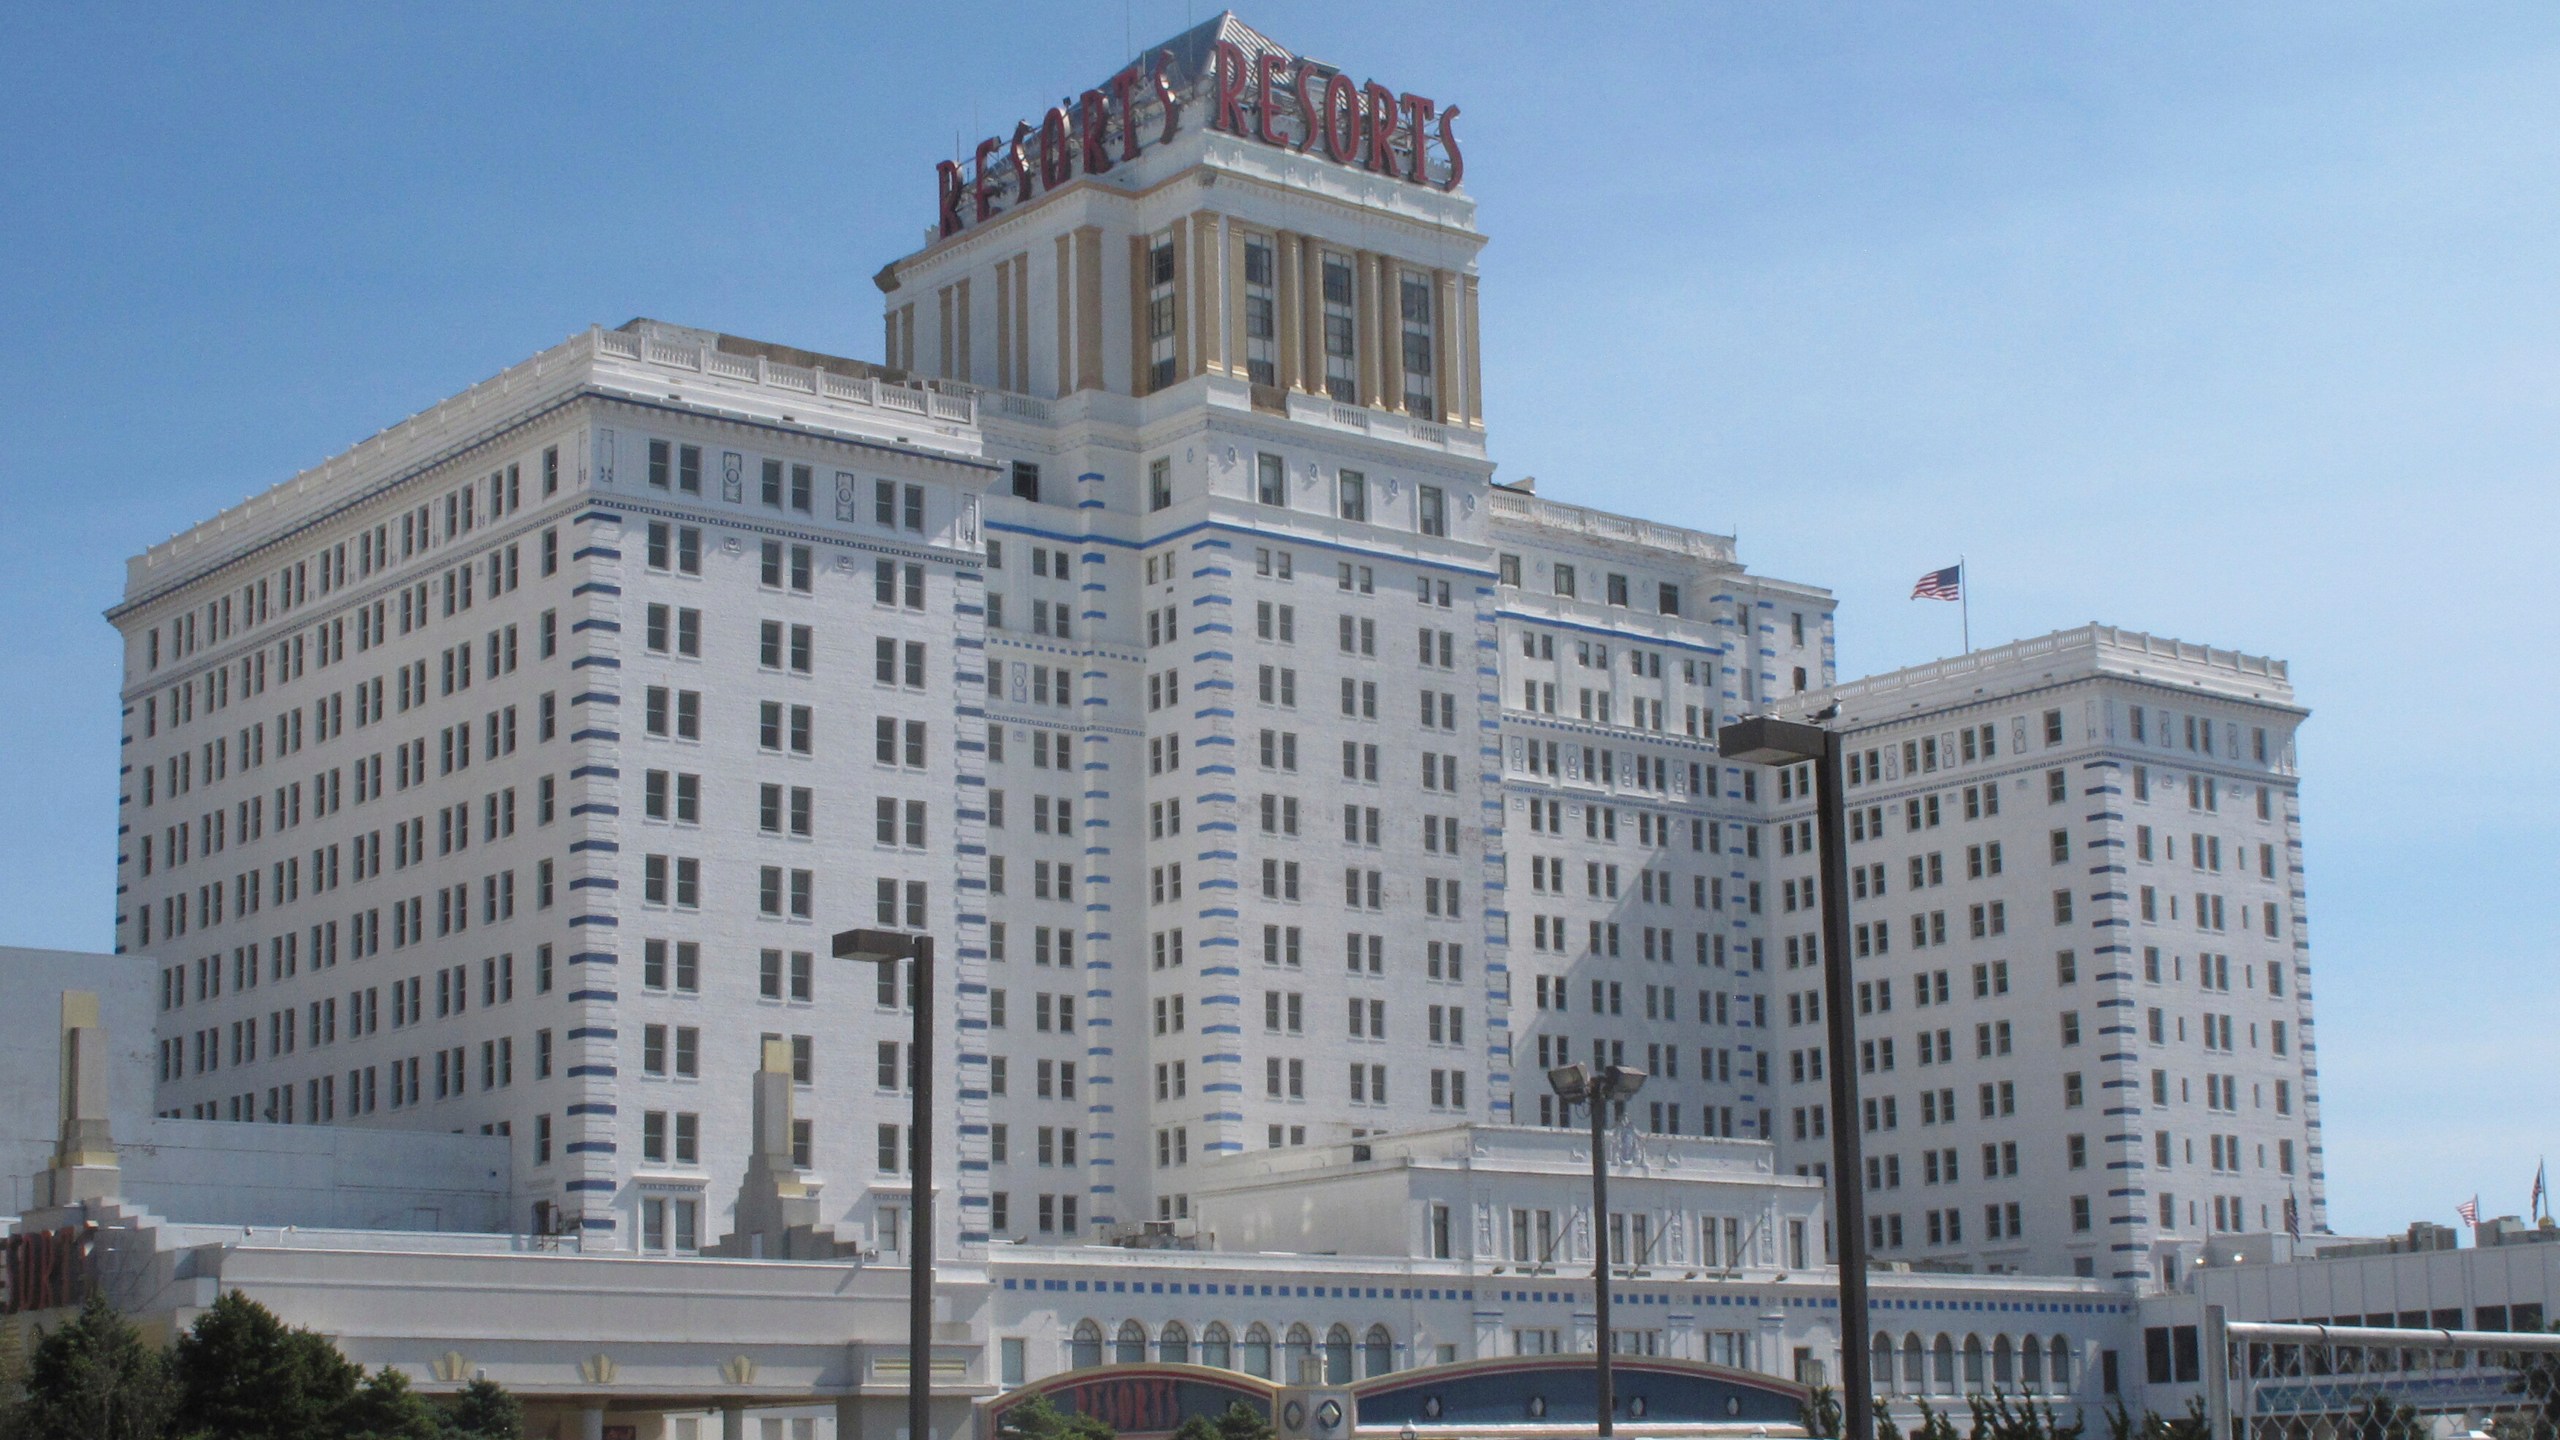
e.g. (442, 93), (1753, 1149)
(1599, 1064), (1649, 1102)
(832, 927), (922, 963)
(1718, 715), (1830, 767)
(1546, 1063), (1592, 1105)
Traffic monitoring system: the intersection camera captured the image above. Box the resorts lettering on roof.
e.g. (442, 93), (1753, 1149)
(934, 34), (1462, 239)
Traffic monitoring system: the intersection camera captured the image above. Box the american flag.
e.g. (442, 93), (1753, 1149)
(2284, 1192), (2301, 1242)
(1911, 565), (1962, 601)
(2457, 1196), (2480, 1226)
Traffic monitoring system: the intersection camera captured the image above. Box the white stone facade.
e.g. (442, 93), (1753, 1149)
(1774, 628), (2321, 1282)
(103, 13), (2315, 1296)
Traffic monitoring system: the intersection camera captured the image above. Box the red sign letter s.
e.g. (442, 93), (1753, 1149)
(1436, 104), (1464, 191)
(1039, 107), (1075, 190)
(1295, 62), (1325, 153)
(1153, 49), (1183, 145)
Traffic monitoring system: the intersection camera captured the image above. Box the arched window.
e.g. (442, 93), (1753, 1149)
(1993, 1335), (2015, 1386)
(1963, 1334), (1986, 1389)
(1282, 1324), (1314, 1384)
(1242, 1323), (1273, 1379)
(1160, 1322), (1191, 1365)
(1324, 1324), (1354, 1384)
(1363, 1325), (1394, 1378)
(1872, 1333), (1898, 1391)
(1904, 1335), (1927, 1393)
(1201, 1322), (1233, 1371)
(1117, 1320), (1148, 1366)
(1071, 1320), (1104, 1370)
(2049, 1337), (2072, 1389)
(2022, 1335), (2044, 1386)
(1933, 1335), (1956, 1391)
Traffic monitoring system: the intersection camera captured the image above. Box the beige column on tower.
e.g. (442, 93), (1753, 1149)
(1275, 231), (1304, 393)
(1225, 221), (1249, 379)
(936, 286), (954, 381)
(1352, 249), (1381, 408)
(1127, 233), (1150, 394)
(1190, 211), (1222, 378)
(1073, 226), (1105, 392)
(1298, 235), (1325, 394)
(1462, 273), (1484, 427)
(995, 260), (1015, 392)
(1433, 268), (1459, 425)
(1053, 233), (1075, 397)
(1012, 254), (1030, 390)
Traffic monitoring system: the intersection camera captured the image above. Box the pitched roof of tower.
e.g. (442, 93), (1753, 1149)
(1095, 11), (1334, 103)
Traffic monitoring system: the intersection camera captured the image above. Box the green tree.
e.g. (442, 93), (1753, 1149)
(2502, 1322), (2560, 1440)
(997, 1395), (1117, 1440)
(2345, 1392), (2423, 1440)
(339, 1368), (440, 1440)
(1801, 1382), (1843, 1438)
(439, 1378), (524, 1440)
(1168, 1400), (1275, 1440)
(2104, 1397), (2210, 1440)
(9, 1293), (175, 1440)
(171, 1290), (361, 1440)
(1915, 1397), (1964, 1440)
(1877, 1403), (1907, 1440)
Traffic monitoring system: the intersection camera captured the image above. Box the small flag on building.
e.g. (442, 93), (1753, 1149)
(2533, 1160), (2548, 1222)
(1910, 565), (1962, 601)
(2457, 1196), (2480, 1227)
(2284, 1191), (2301, 1242)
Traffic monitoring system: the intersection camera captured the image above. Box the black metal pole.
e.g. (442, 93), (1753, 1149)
(911, 935), (935, 1440)
(1592, 1089), (1614, 1439)
(1814, 731), (1872, 1440)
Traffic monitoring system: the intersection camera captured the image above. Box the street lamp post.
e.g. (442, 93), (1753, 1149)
(833, 926), (937, 1440)
(1719, 713), (1870, 1440)
(1546, 1061), (1647, 1438)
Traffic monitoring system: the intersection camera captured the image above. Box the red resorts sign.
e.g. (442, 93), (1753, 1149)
(936, 41), (1462, 238)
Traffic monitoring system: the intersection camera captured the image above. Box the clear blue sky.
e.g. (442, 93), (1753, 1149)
(3, 2), (2553, 1237)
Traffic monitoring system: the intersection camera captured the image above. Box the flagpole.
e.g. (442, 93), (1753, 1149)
(1960, 555), (1971, 654)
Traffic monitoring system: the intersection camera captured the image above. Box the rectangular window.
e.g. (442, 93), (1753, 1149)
(1338, 470), (1368, 522)
(1399, 270), (1436, 418)
(1242, 237), (1278, 384)
(1320, 253), (1357, 401)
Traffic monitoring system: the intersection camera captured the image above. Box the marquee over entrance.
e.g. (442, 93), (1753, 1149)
(982, 1355), (1808, 1438)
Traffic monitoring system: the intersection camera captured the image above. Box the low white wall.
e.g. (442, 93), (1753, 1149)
(121, 1119), (511, 1231)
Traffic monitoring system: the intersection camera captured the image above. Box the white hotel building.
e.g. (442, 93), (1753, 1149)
(99, 15), (2323, 1396)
